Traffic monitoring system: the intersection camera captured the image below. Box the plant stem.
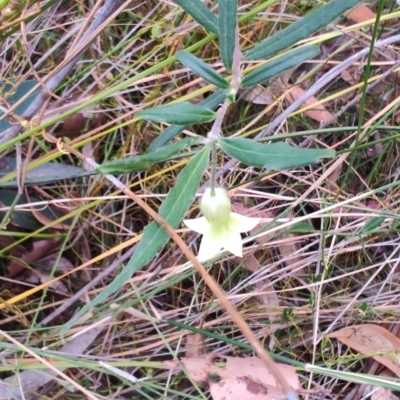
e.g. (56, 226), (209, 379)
(210, 140), (217, 196)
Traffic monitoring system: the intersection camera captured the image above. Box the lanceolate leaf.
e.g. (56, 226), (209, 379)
(176, 50), (229, 89)
(137, 103), (217, 125)
(148, 89), (228, 152)
(0, 158), (93, 187)
(241, 45), (320, 88)
(218, 137), (334, 170)
(61, 146), (210, 335)
(244, 0), (362, 60)
(173, 0), (218, 35)
(218, 0), (237, 72)
(96, 137), (203, 174)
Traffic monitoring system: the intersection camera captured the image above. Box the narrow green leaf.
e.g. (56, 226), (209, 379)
(0, 80), (40, 133)
(359, 216), (386, 234)
(0, 158), (94, 187)
(218, 137), (334, 170)
(96, 137), (202, 174)
(148, 89), (228, 152)
(61, 146), (210, 335)
(241, 45), (320, 88)
(137, 102), (216, 125)
(0, 190), (66, 230)
(244, 0), (362, 60)
(173, 0), (218, 34)
(218, 0), (237, 72)
(176, 50), (229, 89)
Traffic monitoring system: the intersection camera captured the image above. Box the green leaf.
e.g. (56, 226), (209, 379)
(61, 146), (210, 335)
(0, 80), (40, 133)
(176, 50), (229, 89)
(288, 222), (315, 233)
(0, 190), (67, 230)
(359, 216), (386, 234)
(96, 137), (203, 174)
(148, 89), (227, 152)
(0, 158), (94, 187)
(137, 102), (217, 125)
(241, 45), (320, 88)
(173, 0), (218, 34)
(244, 0), (362, 60)
(218, 137), (334, 170)
(218, 0), (237, 72)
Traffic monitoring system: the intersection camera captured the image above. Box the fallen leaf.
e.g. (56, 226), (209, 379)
(345, 4), (376, 23)
(285, 86), (333, 124)
(243, 254), (279, 307)
(327, 324), (400, 378)
(239, 87), (273, 105)
(24, 191), (70, 230)
(185, 333), (206, 358)
(24, 270), (69, 294)
(366, 370), (398, 400)
(209, 377), (286, 400)
(39, 254), (74, 273)
(174, 354), (301, 390)
(7, 239), (60, 278)
(341, 66), (361, 85)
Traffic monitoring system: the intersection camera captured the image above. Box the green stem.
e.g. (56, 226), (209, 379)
(210, 140), (217, 196)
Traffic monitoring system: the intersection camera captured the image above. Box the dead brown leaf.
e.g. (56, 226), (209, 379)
(239, 87), (273, 105)
(327, 324), (400, 378)
(7, 239), (60, 278)
(366, 370), (398, 400)
(209, 377), (287, 400)
(285, 86), (333, 124)
(345, 4), (376, 23)
(166, 354), (301, 391)
(185, 333), (206, 358)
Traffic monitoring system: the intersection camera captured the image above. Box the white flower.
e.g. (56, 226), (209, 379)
(183, 188), (260, 262)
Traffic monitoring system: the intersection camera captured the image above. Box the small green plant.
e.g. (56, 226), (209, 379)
(63, 0), (365, 397)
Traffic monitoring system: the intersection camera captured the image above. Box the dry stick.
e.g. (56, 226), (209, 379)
(0, 0), (128, 146)
(37, 246), (136, 327)
(41, 132), (298, 400)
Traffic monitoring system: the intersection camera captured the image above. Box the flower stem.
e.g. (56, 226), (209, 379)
(210, 140), (217, 196)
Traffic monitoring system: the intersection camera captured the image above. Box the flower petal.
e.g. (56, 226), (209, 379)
(222, 229), (243, 257)
(197, 225), (225, 261)
(228, 213), (260, 233)
(183, 217), (210, 234)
